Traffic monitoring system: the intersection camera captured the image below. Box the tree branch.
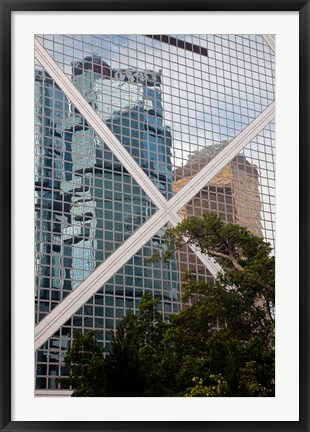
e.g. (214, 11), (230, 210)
(207, 249), (275, 295)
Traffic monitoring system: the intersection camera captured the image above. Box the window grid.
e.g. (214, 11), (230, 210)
(34, 34), (275, 390)
(36, 34), (275, 196)
(35, 227), (180, 390)
(35, 69), (158, 323)
(177, 120), (275, 249)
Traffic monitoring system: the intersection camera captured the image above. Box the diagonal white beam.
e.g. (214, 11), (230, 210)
(34, 41), (275, 348)
(262, 34), (276, 52)
(168, 212), (221, 277)
(34, 208), (218, 350)
(34, 40), (227, 300)
(35, 39), (167, 212)
(35, 208), (168, 350)
(166, 103), (275, 275)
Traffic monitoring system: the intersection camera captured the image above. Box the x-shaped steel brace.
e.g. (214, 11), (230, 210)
(34, 39), (275, 349)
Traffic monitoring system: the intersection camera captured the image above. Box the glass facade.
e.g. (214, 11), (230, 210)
(34, 34), (275, 391)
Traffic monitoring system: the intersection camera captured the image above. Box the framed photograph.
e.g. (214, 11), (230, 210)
(1, 1), (309, 431)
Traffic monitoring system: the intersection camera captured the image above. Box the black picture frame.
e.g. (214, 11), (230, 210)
(1, 1), (309, 431)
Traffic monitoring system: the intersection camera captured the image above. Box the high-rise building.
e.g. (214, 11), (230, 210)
(34, 34), (275, 393)
(35, 70), (72, 322)
(35, 58), (179, 391)
(174, 143), (263, 236)
(173, 144), (264, 305)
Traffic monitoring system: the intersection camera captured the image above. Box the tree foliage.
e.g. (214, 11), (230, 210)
(162, 212), (275, 299)
(62, 213), (275, 397)
(60, 330), (106, 397)
(185, 375), (229, 397)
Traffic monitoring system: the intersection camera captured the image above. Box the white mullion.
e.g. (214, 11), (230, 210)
(35, 390), (73, 397)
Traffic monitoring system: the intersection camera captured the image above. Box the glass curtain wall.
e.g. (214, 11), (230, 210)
(34, 34), (275, 390)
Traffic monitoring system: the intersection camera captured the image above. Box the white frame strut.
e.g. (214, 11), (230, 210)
(262, 34), (276, 52)
(34, 40), (276, 350)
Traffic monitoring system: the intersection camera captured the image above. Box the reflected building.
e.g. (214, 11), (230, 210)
(35, 70), (72, 322)
(173, 143), (262, 235)
(35, 58), (179, 389)
(72, 56), (173, 199)
(67, 55), (178, 301)
(173, 143), (263, 301)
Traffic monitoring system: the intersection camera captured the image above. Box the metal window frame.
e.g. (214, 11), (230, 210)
(34, 39), (275, 350)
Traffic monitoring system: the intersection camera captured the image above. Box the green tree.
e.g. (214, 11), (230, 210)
(185, 375), (229, 397)
(60, 330), (106, 397)
(155, 281), (274, 396)
(156, 213), (275, 396)
(104, 294), (168, 396)
(162, 212), (274, 301)
(63, 213), (275, 397)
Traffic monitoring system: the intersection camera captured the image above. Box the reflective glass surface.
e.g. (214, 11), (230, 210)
(35, 68), (159, 322)
(177, 120), (275, 249)
(34, 34), (275, 391)
(35, 227), (179, 390)
(36, 34), (275, 195)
